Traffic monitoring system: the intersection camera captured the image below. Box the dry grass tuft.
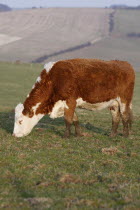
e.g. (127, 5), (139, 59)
(108, 184), (118, 192)
(37, 182), (54, 187)
(101, 147), (120, 155)
(60, 174), (81, 184)
(81, 132), (92, 137)
(59, 174), (96, 185)
(25, 197), (53, 207)
(65, 198), (96, 208)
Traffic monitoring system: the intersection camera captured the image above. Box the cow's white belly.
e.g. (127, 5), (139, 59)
(49, 98), (116, 119)
(76, 98), (115, 111)
(49, 100), (68, 119)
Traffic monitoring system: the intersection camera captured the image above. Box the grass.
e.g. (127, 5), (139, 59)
(0, 62), (140, 209)
(113, 9), (140, 36)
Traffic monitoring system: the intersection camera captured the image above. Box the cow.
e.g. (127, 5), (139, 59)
(13, 58), (135, 138)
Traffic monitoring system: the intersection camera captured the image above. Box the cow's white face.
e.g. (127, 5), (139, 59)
(13, 103), (44, 137)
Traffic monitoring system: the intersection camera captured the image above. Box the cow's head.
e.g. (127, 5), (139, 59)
(13, 103), (44, 137)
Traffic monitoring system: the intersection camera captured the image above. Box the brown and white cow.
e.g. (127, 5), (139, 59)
(13, 58), (135, 138)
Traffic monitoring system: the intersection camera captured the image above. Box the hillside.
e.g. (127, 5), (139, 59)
(0, 8), (110, 63)
(46, 9), (140, 70)
(0, 3), (11, 12)
(0, 8), (140, 70)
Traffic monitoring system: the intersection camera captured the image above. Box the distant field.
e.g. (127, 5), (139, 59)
(112, 9), (140, 36)
(0, 8), (110, 63)
(0, 8), (140, 70)
(0, 62), (140, 209)
(0, 34), (21, 47)
(49, 9), (140, 70)
(42, 36), (140, 70)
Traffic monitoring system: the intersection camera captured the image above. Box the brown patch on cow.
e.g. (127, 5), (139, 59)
(23, 69), (54, 117)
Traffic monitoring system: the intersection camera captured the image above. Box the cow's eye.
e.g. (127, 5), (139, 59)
(19, 120), (23, 125)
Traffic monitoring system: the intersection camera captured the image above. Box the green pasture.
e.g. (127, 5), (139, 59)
(0, 62), (140, 209)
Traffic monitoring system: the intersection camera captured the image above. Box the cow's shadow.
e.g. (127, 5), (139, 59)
(0, 111), (108, 137)
(82, 122), (109, 136)
(0, 112), (14, 134)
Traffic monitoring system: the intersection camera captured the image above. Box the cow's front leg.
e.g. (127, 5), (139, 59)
(64, 119), (72, 138)
(110, 101), (120, 137)
(73, 112), (83, 137)
(64, 98), (76, 138)
(73, 112), (92, 137)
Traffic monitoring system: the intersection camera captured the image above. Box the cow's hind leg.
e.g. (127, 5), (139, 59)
(120, 102), (132, 137)
(128, 106), (133, 134)
(64, 99), (76, 138)
(110, 101), (120, 137)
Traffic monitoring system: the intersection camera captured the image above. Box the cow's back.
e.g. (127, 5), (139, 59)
(49, 59), (135, 104)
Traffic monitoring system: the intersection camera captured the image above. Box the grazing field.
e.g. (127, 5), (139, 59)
(0, 62), (140, 209)
(0, 8), (110, 63)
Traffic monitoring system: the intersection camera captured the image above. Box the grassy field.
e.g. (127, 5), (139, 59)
(0, 62), (140, 209)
